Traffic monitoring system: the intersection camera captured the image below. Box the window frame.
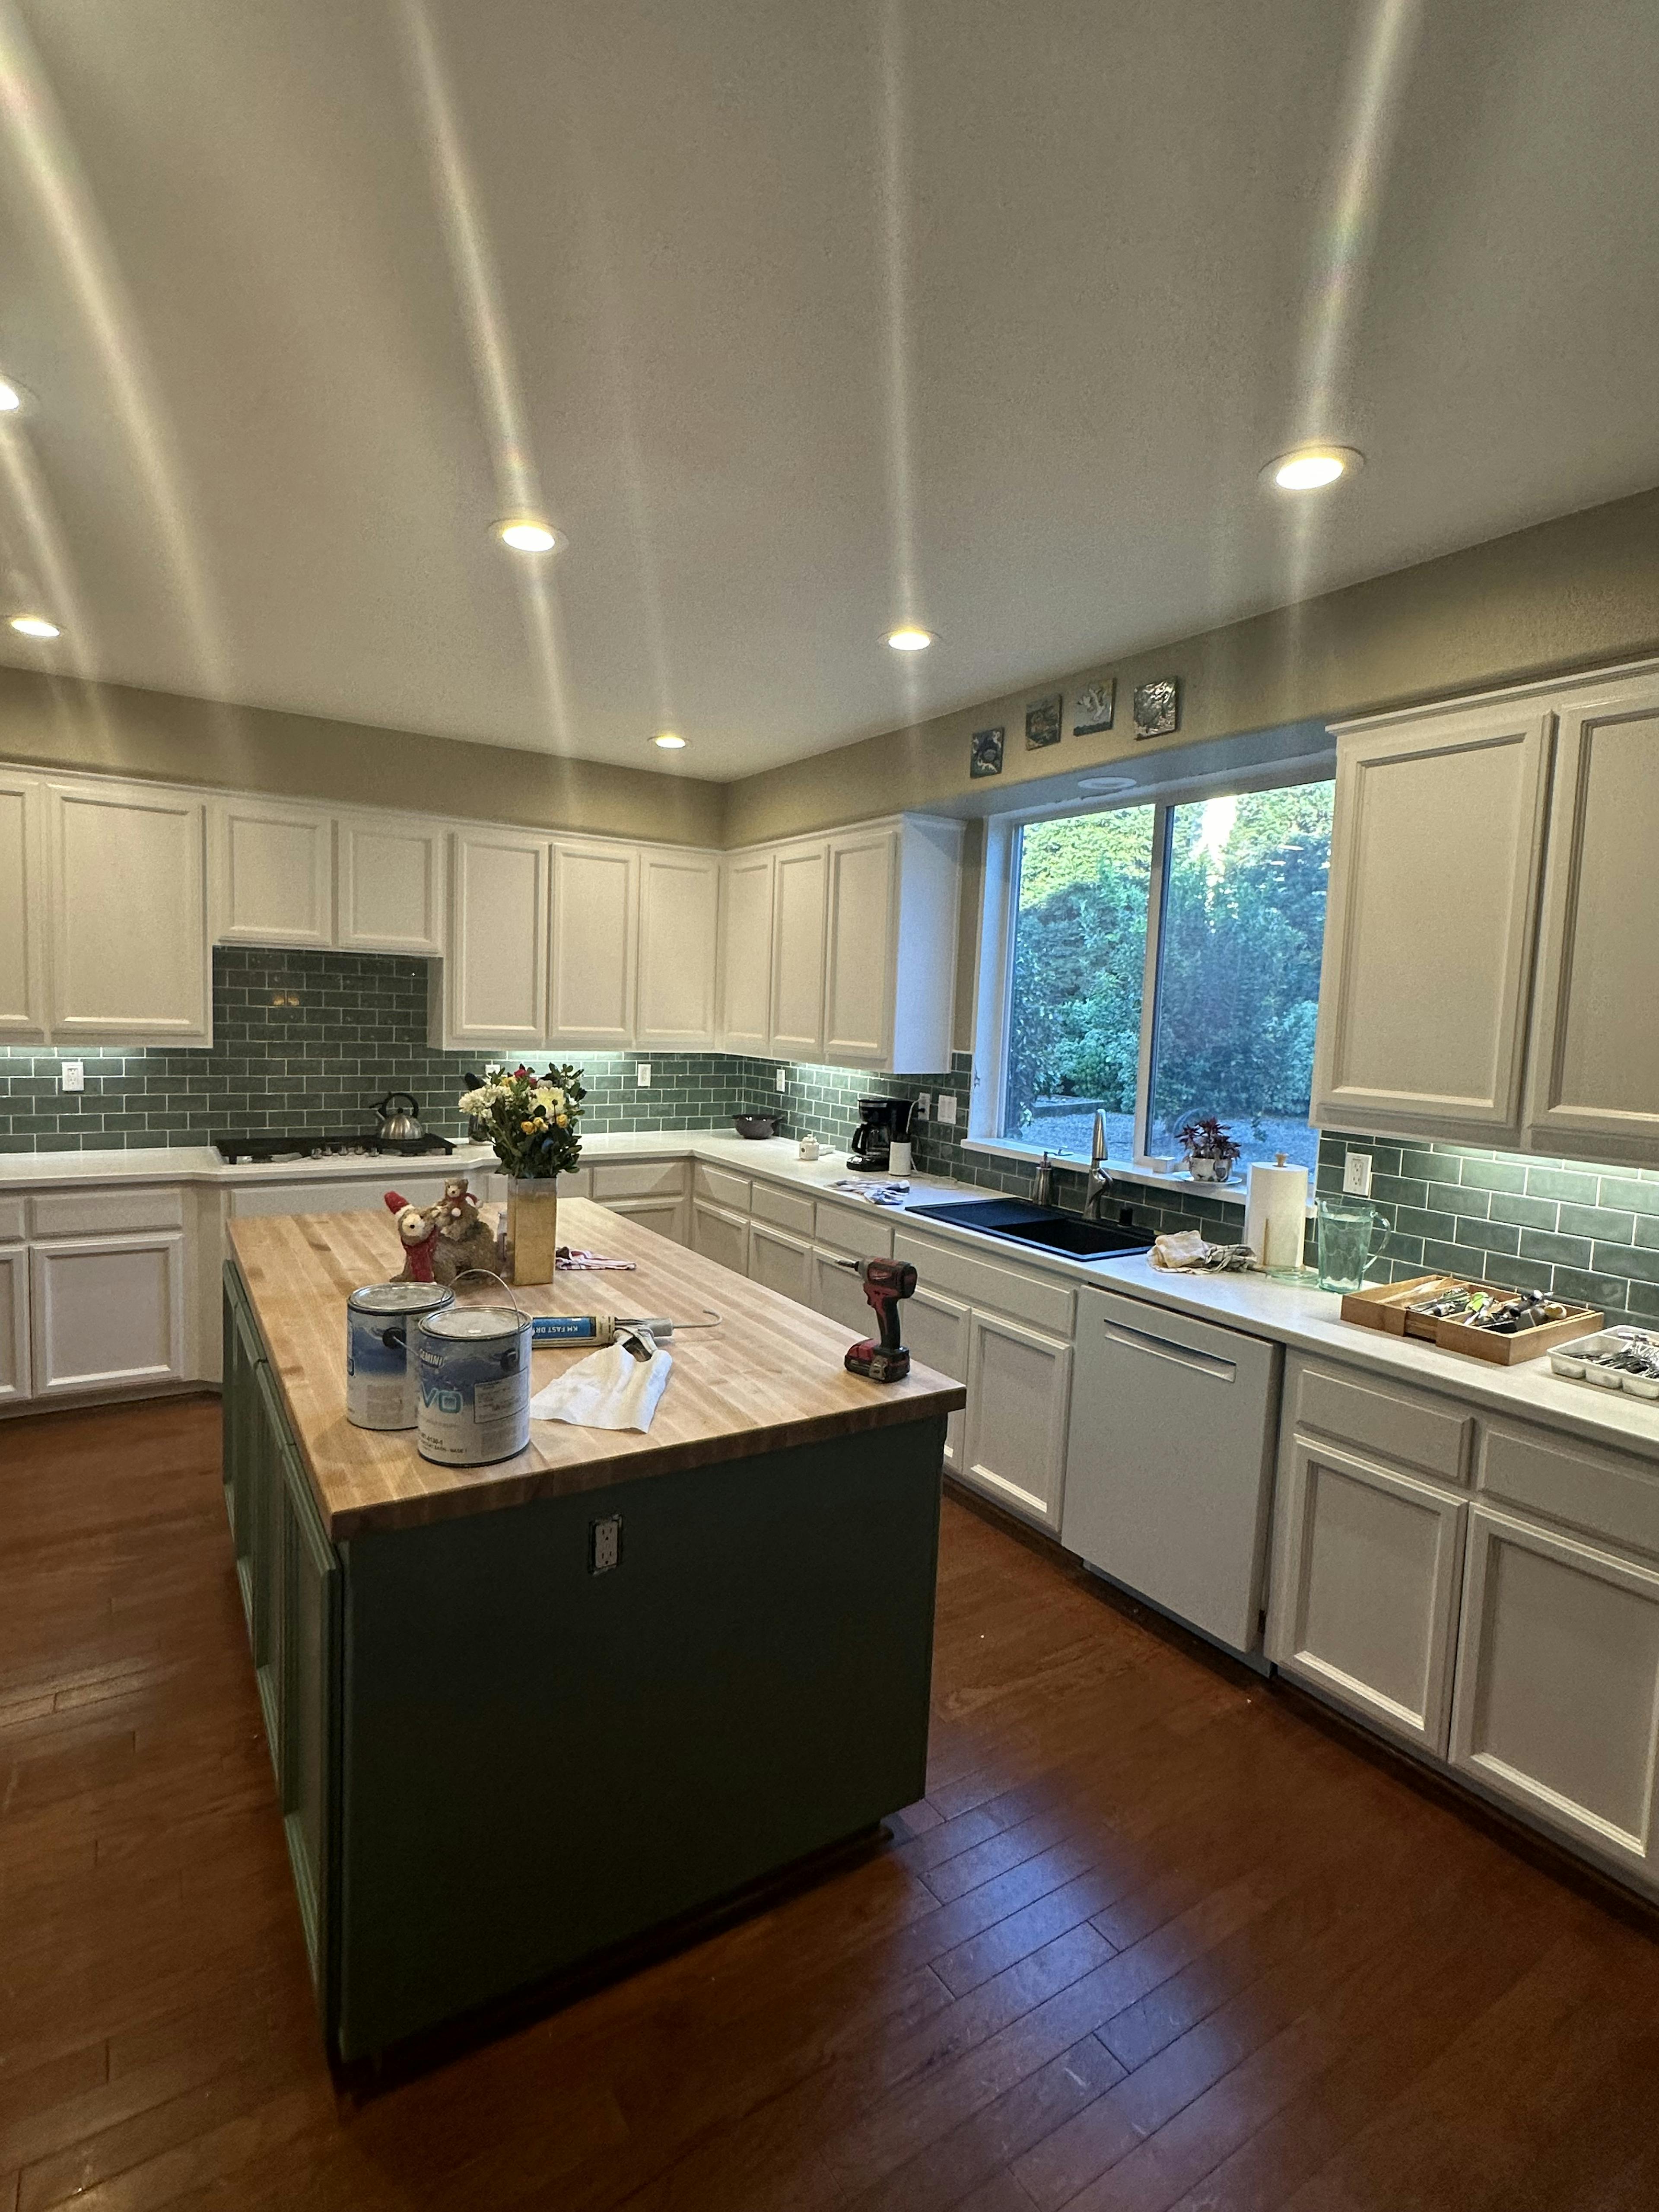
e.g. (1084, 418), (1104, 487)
(968, 761), (1334, 1170)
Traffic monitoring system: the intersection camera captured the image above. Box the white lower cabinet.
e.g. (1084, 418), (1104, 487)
(1268, 1436), (1467, 1755)
(0, 1246), (29, 1402)
(1449, 1505), (1659, 1884)
(603, 1195), (688, 1246)
(690, 1200), (750, 1277)
(228, 1173), (451, 1220)
(29, 1232), (187, 1398)
(963, 1310), (1072, 1533)
(747, 1220), (813, 1306)
(900, 1282), (970, 1476)
(810, 1246), (872, 1333)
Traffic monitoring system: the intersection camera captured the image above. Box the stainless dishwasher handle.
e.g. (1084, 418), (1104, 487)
(1101, 1316), (1237, 1383)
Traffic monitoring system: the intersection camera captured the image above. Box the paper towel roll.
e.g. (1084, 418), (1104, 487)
(1245, 1159), (1309, 1271)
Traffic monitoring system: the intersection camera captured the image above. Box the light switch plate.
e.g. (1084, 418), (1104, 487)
(775, 1067), (787, 1093)
(60, 1060), (84, 1093)
(1343, 1149), (1374, 1197)
(936, 1093), (958, 1126)
(636, 1062), (651, 1087)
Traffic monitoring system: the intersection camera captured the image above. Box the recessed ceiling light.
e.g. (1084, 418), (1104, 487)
(493, 518), (564, 554)
(1263, 445), (1364, 491)
(0, 375), (30, 415)
(9, 613), (60, 639)
(885, 626), (935, 652)
(651, 732), (686, 750)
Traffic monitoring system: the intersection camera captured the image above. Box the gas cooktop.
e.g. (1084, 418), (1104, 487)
(212, 1132), (457, 1165)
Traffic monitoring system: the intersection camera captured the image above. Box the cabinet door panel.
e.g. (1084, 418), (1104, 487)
(638, 851), (718, 1048)
(809, 1247), (872, 1333)
(902, 1283), (969, 1476)
(48, 781), (209, 1040)
(1523, 677), (1659, 1162)
(29, 1233), (187, 1397)
(1268, 1438), (1465, 1754)
(823, 829), (897, 1066)
(690, 1201), (749, 1277)
(719, 852), (775, 1052)
(339, 817), (444, 955)
(446, 830), (547, 1046)
(1451, 1505), (1659, 1881)
(603, 1195), (687, 1246)
(769, 844), (828, 1060)
(0, 771), (47, 1039)
(749, 1220), (813, 1306)
(280, 1424), (339, 2005)
(210, 800), (334, 947)
(0, 1246), (29, 1403)
(1311, 706), (1550, 1139)
(549, 842), (637, 1047)
(963, 1312), (1071, 1532)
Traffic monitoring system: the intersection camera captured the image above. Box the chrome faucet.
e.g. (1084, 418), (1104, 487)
(1082, 1109), (1114, 1219)
(1032, 1150), (1054, 1206)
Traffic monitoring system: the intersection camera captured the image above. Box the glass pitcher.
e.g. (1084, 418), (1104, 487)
(1315, 1197), (1389, 1293)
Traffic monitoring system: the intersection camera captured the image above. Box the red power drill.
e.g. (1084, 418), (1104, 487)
(835, 1255), (918, 1382)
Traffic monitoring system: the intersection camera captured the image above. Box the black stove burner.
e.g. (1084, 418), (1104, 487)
(212, 1131), (457, 1165)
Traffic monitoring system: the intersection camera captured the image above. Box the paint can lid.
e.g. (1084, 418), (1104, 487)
(418, 1304), (524, 1341)
(349, 1283), (455, 1316)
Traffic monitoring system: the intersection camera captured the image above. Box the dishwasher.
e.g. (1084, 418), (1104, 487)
(1061, 1285), (1282, 1657)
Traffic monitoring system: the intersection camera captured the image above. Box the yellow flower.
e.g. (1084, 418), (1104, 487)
(556, 1112), (568, 1127)
(520, 1118), (535, 1133)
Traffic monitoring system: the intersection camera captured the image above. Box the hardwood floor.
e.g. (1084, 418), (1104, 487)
(4, 1398), (1659, 2212)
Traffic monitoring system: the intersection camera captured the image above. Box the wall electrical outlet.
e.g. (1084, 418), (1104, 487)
(914, 1094), (930, 1120)
(636, 1062), (651, 1087)
(1343, 1149), (1374, 1197)
(60, 1060), (84, 1093)
(590, 1513), (622, 1574)
(936, 1093), (958, 1126)
(775, 1066), (787, 1093)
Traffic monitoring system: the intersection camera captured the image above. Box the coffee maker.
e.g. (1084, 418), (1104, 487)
(846, 1095), (915, 1173)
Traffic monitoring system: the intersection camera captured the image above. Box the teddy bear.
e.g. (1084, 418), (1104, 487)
(384, 1189), (439, 1282)
(428, 1175), (499, 1286)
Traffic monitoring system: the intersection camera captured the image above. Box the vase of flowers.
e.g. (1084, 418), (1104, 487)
(457, 1062), (585, 1284)
(1176, 1114), (1241, 1185)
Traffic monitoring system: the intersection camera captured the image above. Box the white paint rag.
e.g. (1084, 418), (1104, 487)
(528, 1338), (673, 1432)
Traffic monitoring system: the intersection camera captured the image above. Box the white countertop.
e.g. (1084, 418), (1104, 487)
(6, 1125), (1654, 1462)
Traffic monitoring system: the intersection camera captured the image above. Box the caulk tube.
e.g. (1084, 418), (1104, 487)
(529, 1314), (678, 1344)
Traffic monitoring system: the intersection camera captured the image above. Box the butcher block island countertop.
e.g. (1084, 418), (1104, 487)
(221, 1195), (960, 2063)
(229, 1195), (966, 1538)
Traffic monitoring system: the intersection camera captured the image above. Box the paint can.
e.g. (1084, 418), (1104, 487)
(415, 1303), (532, 1466)
(346, 1282), (454, 1431)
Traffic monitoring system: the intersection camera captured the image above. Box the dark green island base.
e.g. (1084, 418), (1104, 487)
(222, 1255), (948, 2064)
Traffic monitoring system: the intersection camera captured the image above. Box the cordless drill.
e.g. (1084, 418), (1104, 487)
(835, 1255), (918, 1382)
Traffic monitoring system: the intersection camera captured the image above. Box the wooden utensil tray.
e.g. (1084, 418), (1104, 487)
(1340, 1273), (1603, 1365)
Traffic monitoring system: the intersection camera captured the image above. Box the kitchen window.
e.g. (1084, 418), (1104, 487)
(986, 777), (1333, 1173)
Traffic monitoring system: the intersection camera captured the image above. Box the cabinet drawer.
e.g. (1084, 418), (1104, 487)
(1292, 1358), (1472, 1487)
(0, 1195), (25, 1243)
(751, 1180), (816, 1237)
(693, 1163), (751, 1213)
(814, 1199), (894, 1263)
(1478, 1421), (1659, 1562)
(31, 1186), (185, 1237)
(893, 1228), (1074, 1339)
(591, 1158), (687, 1202)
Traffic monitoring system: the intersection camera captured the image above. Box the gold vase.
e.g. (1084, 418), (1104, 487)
(505, 1178), (559, 1285)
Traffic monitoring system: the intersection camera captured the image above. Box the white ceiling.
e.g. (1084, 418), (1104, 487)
(0, 0), (1653, 781)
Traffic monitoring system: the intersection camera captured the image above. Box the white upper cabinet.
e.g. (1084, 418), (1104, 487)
(1312, 698), (1553, 1142)
(1522, 671), (1659, 1163)
(548, 839), (638, 1048)
(824, 816), (962, 1071)
(338, 814), (445, 956)
(769, 840), (830, 1060)
(47, 779), (209, 1042)
(209, 798), (334, 948)
(718, 849), (775, 1054)
(443, 826), (548, 1048)
(637, 849), (719, 1049)
(0, 769), (47, 1041)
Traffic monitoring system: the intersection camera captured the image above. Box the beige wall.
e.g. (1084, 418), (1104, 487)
(721, 485), (1659, 845)
(0, 666), (726, 846)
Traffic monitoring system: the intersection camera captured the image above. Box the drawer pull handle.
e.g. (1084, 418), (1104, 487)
(1101, 1318), (1236, 1384)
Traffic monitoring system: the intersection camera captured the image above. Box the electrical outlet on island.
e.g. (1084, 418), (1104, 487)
(1343, 1149), (1374, 1197)
(636, 1062), (651, 1087)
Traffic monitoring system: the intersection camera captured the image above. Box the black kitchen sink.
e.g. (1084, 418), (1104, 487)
(902, 1196), (1153, 1260)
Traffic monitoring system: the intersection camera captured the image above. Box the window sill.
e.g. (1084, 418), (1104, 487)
(959, 1134), (1256, 1208)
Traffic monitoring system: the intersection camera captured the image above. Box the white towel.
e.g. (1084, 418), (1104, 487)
(528, 1338), (673, 1431)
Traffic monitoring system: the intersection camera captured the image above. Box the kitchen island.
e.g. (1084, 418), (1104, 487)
(222, 1198), (964, 2063)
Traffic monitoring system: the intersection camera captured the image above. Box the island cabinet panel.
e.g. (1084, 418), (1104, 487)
(1522, 674), (1659, 1163)
(221, 1271), (263, 1633)
(280, 1420), (340, 2009)
(1268, 1435), (1467, 1756)
(1311, 702), (1551, 1142)
(1450, 1505), (1659, 1886)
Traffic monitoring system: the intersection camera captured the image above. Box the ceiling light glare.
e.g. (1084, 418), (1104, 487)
(885, 626), (935, 651)
(0, 376), (27, 414)
(651, 732), (687, 750)
(493, 518), (563, 554)
(1265, 445), (1363, 492)
(9, 613), (60, 638)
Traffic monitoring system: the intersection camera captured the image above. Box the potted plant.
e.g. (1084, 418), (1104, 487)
(1176, 1114), (1241, 1185)
(457, 1062), (585, 1284)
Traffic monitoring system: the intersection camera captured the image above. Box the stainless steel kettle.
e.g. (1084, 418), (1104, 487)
(371, 1091), (424, 1141)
